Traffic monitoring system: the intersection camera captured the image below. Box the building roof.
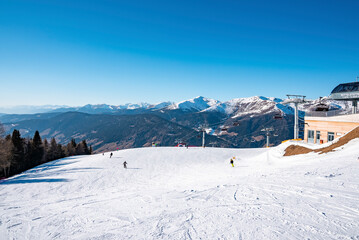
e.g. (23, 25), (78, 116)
(330, 82), (359, 100)
(305, 114), (359, 123)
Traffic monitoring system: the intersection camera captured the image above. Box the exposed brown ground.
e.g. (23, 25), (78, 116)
(284, 126), (359, 156)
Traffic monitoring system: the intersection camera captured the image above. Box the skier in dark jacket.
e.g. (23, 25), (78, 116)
(123, 161), (127, 169)
(110, 152), (113, 158)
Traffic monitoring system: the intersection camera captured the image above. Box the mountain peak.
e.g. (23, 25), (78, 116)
(168, 96), (219, 111)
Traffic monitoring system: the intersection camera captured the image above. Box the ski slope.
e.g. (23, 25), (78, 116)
(1, 141), (359, 239)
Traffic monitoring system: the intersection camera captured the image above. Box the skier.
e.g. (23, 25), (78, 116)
(230, 157), (235, 167)
(123, 161), (127, 169)
(110, 152), (113, 158)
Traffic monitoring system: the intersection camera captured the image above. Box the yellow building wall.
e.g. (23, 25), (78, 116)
(304, 120), (359, 144)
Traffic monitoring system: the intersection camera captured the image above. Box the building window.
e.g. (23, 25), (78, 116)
(316, 131), (321, 144)
(328, 132), (335, 142)
(308, 130), (314, 143)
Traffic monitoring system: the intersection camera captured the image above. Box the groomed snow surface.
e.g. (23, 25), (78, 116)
(1, 141), (359, 239)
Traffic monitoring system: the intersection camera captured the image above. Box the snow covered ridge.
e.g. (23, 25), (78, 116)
(1, 140), (359, 239)
(71, 96), (351, 114)
(1, 96), (351, 115)
(167, 96), (220, 111)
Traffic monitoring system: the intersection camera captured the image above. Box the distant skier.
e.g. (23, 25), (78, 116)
(230, 157), (235, 167)
(110, 152), (113, 158)
(123, 161), (127, 169)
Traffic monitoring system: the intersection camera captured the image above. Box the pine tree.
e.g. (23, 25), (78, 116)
(10, 130), (25, 175)
(71, 139), (77, 149)
(57, 144), (65, 159)
(82, 140), (90, 155)
(0, 139), (11, 177)
(31, 131), (44, 165)
(0, 125), (11, 177)
(76, 141), (84, 155)
(48, 138), (58, 161)
(66, 138), (77, 156)
(43, 139), (49, 162)
(24, 139), (34, 169)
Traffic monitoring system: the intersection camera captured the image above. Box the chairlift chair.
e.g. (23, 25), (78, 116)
(233, 121), (240, 126)
(274, 112), (283, 119)
(313, 103), (329, 112)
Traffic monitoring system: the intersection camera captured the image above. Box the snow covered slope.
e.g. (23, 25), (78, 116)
(1, 142), (359, 239)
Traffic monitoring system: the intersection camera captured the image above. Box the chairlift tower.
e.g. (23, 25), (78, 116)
(261, 127), (274, 148)
(199, 124), (208, 148)
(282, 95), (306, 140)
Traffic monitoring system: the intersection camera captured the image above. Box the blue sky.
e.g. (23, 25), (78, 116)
(0, 0), (358, 106)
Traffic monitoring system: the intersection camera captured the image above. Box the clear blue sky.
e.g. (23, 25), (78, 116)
(0, 0), (358, 106)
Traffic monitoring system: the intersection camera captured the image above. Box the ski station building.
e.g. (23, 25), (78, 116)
(304, 82), (359, 144)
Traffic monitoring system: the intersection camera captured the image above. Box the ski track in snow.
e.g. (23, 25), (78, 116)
(1, 144), (359, 239)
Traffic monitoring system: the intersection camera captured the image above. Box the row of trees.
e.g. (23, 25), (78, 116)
(0, 123), (92, 178)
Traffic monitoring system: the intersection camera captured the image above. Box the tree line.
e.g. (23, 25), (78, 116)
(0, 123), (92, 178)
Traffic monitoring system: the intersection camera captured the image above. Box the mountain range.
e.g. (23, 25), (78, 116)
(1, 96), (352, 152)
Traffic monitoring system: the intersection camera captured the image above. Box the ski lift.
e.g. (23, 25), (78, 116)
(221, 127), (228, 131)
(312, 103), (329, 112)
(233, 121), (240, 126)
(310, 97), (329, 112)
(274, 112), (283, 119)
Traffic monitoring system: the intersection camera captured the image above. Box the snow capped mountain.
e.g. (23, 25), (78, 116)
(148, 101), (174, 110)
(2, 95), (354, 151)
(117, 102), (151, 110)
(2, 96), (352, 116)
(168, 96), (220, 111)
(201, 96), (352, 119)
(223, 96), (278, 117)
(60, 97), (221, 113)
(203, 96), (288, 118)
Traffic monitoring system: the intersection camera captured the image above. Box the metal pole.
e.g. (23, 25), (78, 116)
(294, 103), (299, 139)
(202, 130), (205, 148)
(261, 127), (273, 148)
(353, 100), (357, 114)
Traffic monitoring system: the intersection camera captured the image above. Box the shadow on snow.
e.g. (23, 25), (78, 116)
(1, 178), (70, 184)
(1, 156), (102, 185)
